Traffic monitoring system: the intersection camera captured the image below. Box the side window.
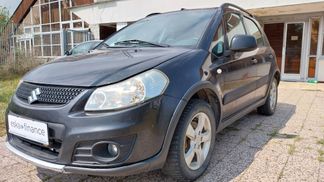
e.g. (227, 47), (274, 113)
(243, 17), (264, 47)
(224, 13), (246, 46)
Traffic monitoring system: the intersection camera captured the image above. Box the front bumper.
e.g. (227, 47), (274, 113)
(6, 91), (181, 175)
(6, 140), (163, 176)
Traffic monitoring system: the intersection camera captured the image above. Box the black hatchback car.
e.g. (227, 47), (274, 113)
(6, 3), (280, 181)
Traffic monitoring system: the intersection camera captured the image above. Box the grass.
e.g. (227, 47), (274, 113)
(318, 149), (324, 156)
(319, 156), (324, 163)
(294, 136), (303, 142)
(318, 147), (324, 163)
(317, 139), (324, 146)
(287, 144), (296, 155)
(0, 73), (21, 136)
(268, 130), (278, 138)
(250, 123), (262, 131)
(305, 146), (313, 150)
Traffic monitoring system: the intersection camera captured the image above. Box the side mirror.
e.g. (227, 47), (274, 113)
(212, 41), (224, 57)
(230, 35), (257, 52)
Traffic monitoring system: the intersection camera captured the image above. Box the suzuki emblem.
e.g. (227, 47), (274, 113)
(28, 88), (41, 104)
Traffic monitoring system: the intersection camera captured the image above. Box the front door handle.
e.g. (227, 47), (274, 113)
(251, 58), (258, 64)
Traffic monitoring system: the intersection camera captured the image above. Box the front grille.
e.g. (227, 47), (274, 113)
(16, 82), (84, 105)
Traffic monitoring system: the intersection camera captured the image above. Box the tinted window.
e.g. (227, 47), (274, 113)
(243, 17), (264, 46)
(103, 10), (215, 48)
(224, 13), (246, 45)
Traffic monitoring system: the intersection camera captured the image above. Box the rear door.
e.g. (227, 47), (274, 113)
(213, 12), (258, 119)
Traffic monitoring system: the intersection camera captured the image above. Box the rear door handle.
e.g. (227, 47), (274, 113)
(251, 58), (258, 64)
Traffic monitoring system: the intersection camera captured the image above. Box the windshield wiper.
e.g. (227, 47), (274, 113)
(114, 39), (170, 47)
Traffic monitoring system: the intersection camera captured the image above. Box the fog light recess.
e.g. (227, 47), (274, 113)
(91, 142), (120, 163)
(108, 143), (118, 157)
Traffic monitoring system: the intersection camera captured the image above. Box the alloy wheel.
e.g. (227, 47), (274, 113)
(184, 112), (212, 170)
(269, 80), (277, 110)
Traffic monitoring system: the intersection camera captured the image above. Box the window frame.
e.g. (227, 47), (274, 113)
(223, 11), (247, 49)
(242, 15), (266, 47)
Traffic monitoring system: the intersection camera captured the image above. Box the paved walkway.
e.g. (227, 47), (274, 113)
(1, 82), (324, 182)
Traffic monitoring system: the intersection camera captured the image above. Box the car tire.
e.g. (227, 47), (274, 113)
(257, 78), (278, 116)
(162, 99), (216, 181)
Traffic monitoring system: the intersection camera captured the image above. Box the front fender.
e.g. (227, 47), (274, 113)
(157, 81), (223, 169)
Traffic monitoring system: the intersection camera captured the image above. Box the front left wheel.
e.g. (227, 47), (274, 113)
(257, 78), (278, 115)
(162, 99), (216, 181)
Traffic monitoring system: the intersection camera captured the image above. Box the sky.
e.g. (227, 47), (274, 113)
(0, 0), (21, 15)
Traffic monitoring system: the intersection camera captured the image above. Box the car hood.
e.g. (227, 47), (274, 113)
(23, 47), (190, 87)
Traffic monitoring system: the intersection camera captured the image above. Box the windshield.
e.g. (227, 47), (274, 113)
(71, 41), (101, 55)
(101, 9), (215, 48)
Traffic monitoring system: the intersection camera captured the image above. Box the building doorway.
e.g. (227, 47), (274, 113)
(264, 23), (284, 71)
(281, 22), (305, 80)
(99, 24), (116, 40)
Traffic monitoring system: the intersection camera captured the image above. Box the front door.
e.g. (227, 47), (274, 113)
(282, 22), (305, 80)
(218, 12), (258, 119)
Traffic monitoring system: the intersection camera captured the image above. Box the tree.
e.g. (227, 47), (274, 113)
(0, 6), (9, 30)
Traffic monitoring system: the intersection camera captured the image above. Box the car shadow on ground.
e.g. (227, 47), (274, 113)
(36, 102), (296, 182)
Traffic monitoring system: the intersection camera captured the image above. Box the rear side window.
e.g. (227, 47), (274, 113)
(224, 13), (246, 45)
(243, 17), (264, 46)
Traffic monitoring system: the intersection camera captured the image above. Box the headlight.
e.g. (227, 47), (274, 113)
(85, 69), (169, 111)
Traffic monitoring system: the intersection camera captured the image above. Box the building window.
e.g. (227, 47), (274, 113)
(50, 2), (60, 23)
(52, 33), (60, 44)
(41, 4), (50, 24)
(43, 46), (51, 56)
(32, 6), (40, 25)
(34, 35), (41, 45)
(15, 0), (90, 57)
(61, 0), (71, 21)
(34, 46), (42, 56)
(42, 34), (51, 44)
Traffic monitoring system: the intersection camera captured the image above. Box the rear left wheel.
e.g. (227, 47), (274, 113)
(162, 99), (216, 181)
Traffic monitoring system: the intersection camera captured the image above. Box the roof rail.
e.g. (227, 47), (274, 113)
(220, 3), (254, 18)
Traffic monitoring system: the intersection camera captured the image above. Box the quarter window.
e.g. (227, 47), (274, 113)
(224, 13), (246, 45)
(243, 17), (264, 46)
